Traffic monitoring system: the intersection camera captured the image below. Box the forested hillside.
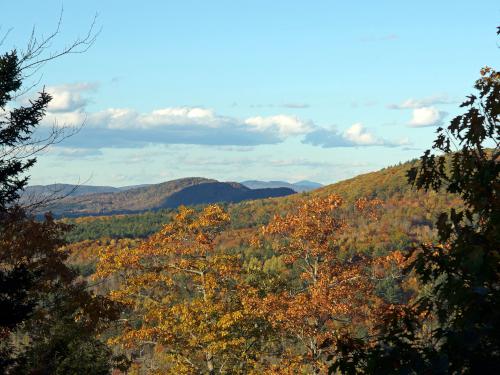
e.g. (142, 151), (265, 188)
(65, 158), (456, 244)
(63, 173), (451, 373)
(44, 177), (215, 216)
(22, 182), (153, 201)
(42, 178), (295, 217)
(28, 63), (499, 375)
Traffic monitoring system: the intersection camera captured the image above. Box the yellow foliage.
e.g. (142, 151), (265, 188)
(95, 205), (262, 373)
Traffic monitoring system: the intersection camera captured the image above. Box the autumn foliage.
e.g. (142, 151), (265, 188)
(244, 195), (396, 373)
(96, 205), (266, 374)
(94, 196), (404, 374)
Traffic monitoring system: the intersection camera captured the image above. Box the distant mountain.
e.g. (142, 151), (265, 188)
(22, 184), (120, 200)
(25, 179), (321, 201)
(163, 182), (295, 208)
(21, 183), (155, 207)
(40, 178), (295, 217)
(293, 180), (323, 190)
(241, 180), (323, 192)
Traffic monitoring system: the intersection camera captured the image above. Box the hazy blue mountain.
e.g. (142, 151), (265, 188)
(293, 180), (324, 190)
(241, 180), (323, 192)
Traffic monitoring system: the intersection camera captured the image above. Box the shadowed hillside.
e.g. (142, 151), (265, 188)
(44, 178), (295, 217)
(44, 177), (215, 216)
(162, 182), (295, 208)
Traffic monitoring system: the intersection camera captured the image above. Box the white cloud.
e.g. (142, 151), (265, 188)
(77, 108), (309, 138)
(43, 106), (315, 148)
(244, 115), (312, 136)
(303, 123), (407, 148)
(44, 110), (87, 128)
(282, 103), (309, 109)
(343, 123), (380, 145)
(46, 83), (97, 112)
(55, 147), (103, 159)
(140, 107), (218, 128)
(89, 108), (139, 129)
(387, 95), (451, 128)
(388, 94), (454, 110)
(409, 106), (447, 127)
(38, 82), (408, 149)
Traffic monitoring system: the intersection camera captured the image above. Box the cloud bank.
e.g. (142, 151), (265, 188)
(387, 94), (454, 110)
(40, 83), (410, 150)
(44, 106), (312, 148)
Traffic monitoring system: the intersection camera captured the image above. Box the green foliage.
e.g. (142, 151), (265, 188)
(64, 209), (176, 241)
(0, 50), (59, 341)
(13, 290), (121, 375)
(0, 50), (50, 211)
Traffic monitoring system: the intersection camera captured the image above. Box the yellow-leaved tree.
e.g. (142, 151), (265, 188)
(95, 205), (264, 374)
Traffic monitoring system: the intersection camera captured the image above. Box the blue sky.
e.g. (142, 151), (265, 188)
(2, 1), (499, 186)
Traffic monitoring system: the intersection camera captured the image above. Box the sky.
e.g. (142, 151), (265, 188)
(2, 1), (499, 186)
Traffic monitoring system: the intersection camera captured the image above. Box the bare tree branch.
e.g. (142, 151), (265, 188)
(1, 9), (101, 213)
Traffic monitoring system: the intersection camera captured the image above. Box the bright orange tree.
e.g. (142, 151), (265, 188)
(245, 194), (385, 373)
(95, 205), (263, 374)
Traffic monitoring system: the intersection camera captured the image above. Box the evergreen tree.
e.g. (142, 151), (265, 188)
(0, 28), (126, 374)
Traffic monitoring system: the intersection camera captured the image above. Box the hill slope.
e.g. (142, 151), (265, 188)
(65, 159), (460, 247)
(44, 178), (295, 217)
(163, 182), (295, 208)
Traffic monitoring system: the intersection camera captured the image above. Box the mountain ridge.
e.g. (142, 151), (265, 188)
(40, 177), (295, 217)
(26, 179), (323, 197)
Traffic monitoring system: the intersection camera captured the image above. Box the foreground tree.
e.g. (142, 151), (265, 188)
(95, 205), (266, 374)
(244, 195), (398, 373)
(331, 62), (499, 374)
(0, 209), (125, 374)
(1, 25), (126, 373)
(406, 65), (499, 372)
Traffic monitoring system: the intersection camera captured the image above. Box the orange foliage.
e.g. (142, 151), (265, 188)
(244, 195), (394, 372)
